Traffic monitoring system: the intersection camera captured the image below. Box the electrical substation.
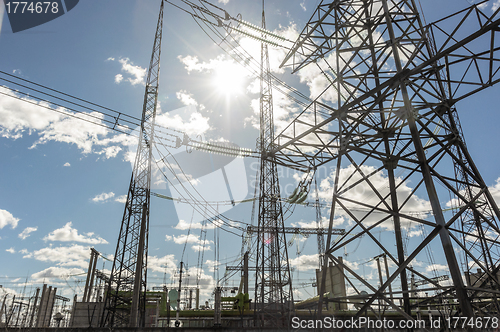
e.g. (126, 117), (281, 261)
(2, 0), (500, 330)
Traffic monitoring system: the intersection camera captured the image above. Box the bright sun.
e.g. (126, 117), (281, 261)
(212, 62), (247, 96)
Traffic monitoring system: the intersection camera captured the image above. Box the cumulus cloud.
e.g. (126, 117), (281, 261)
(155, 106), (211, 137)
(6, 247), (15, 254)
(148, 254), (177, 274)
(63, 162), (71, 167)
(115, 74), (124, 84)
(31, 266), (85, 281)
(176, 90), (200, 108)
(31, 244), (90, 268)
(18, 226), (37, 240)
(174, 219), (218, 230)
(191, 244), (211, 252)
(0, 209), (19, 229)
(288, 254), (319, 271)
(425, 264), (448, 273)
(446, 177), (500, 211)
(92, 192), (115, 203)
(0, 86), (62, 140)
(43, 222), (108, 244)
(0, 87), (132, 157)
(291, 216), (345, 229)
(115, 195), (127, 204)
(493, 0), (500, 11)
(165, 233), (212, 252)
(110, 58), (147, 86)
(166, 233), (212, 246)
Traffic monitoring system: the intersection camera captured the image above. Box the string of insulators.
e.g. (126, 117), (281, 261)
(236, 19), (288, 42)
(191, 140), (254, 157)
(231, 26), (282, 48)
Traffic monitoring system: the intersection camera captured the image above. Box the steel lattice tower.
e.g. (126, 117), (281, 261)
(254, 0), (294, 326)
(101, 1), (164, 327)
(273, 0), (500, 319)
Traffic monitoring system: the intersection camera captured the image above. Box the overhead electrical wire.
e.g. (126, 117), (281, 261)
(153, 138), (248, 235)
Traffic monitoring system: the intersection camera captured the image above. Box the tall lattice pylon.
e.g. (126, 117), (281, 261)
(274, 0), (500, 319)
(254, 0), (294, 327)
(101, 1), (164, 327)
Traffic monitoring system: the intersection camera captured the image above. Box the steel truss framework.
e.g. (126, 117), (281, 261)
(275, 0), (500, 319)
(253, 1), (294, 327)
(101, 1), (165, 327)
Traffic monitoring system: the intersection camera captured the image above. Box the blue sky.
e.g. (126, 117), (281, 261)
(1, 0), (500, 309)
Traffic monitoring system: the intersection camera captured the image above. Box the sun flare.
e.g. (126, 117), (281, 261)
(212, 62), (247, 96)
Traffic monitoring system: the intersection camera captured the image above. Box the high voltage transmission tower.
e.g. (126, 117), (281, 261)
(273, 0), (500, 319)
(253, 0), (294, 327)
(101, 0), (165, 327)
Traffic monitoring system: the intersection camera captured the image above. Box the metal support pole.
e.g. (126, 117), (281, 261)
(83, 249), (94, 302)
(196, 288), (200, 310)
(383, 255), (393, 302)
(214, 287), (221, 327)
(6, 295), (15, 326)
(243, 251), (249, 295)
(129, 202), (148, 327)
(36, 285), (47, 327)
(87, 249), (99, 302)
(0, 295), (7, 326)
(175, 261), (183, 327)
(29, 288), (39, 327)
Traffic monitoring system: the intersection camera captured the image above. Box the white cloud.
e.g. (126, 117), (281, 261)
(425, 264), (448, 273)
(288, 254), (319, 271)
(493, 0), (500, 11)
(43, 222), (108, 244)
(63, 162), (71, 167)
(31, 244), (90, 268)
(92, 192), (115, 203)
(31, 266), (85, 281)
(115, 74), (124, 84)
(218, 0), (229, 4)
(19, 248), (29, 254)
(148, 254), (177, 274)
(176, 90), (198, 107)
(204, 259), (221, 273)
(192, 244), (211, 252)
(18, 226), (37, 240)
(110, 58), (147, 86)
(0, 87), (64, 140)
(0, 87), (131, 157)
(155, 107), (211, 137)
(0, 209), (19, 229)
(408, 229), (423, 238)
(291, 216), (345, 229)
(30, 111), (109, 153)
(300, 1), (306, 11)
(6, 247), (15, 254)
(447, 177), (500, 210)
(165, 234), (212, 249)
(98, 145), (122, 159)
(174, 219), (218, 230)
(115, 195), (127, 204)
